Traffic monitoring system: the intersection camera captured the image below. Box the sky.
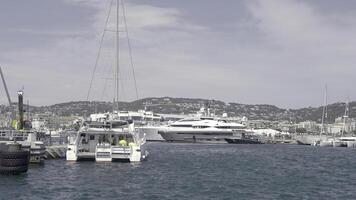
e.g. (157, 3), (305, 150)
(0, 0), (356, 108)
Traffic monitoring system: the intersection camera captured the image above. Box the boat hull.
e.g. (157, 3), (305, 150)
(225, 138), (263, 144)
(159, 130), (233, 143)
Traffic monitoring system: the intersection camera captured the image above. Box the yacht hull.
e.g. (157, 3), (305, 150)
(225, 138), (263, 144)
(159, 129), (234, 143)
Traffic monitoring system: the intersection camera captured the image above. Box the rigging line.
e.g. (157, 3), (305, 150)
(86, 0), (114, 101)
(121, 0), (139, 100)
(100, 63), (115, 101)
(119, 72), (126, 101)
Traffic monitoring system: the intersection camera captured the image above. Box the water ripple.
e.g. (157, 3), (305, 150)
(1, 143), (356, 200)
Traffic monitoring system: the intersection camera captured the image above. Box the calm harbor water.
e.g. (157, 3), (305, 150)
(1, 143), (356, 200)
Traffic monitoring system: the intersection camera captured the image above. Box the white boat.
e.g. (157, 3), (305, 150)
(319, 139), (333, 147)
(313, 85), (328, 147)
(68, 0), (148, 162)
(337, 137), (356, 148)
(158, 115), (246, 143)
(66, 113), (147, 162)
(117, 110), (163, 126)
(314, 97), (353, 148)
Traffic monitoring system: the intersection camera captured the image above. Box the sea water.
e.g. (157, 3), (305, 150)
(1, 143), (356, 200)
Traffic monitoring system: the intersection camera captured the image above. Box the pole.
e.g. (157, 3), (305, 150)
(320, 85), (327, 138)
(342, 98), (349, 137)
(0, 66), (12, 106)
(18, 91), (24, 130)
(27, 100), (30, 120)
(115, 0), (120, 111)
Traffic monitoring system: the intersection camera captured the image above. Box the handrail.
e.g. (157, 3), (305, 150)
(0, 130), (30, 141)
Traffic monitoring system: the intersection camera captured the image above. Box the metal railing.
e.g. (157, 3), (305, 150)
(0, 130), (31, 141)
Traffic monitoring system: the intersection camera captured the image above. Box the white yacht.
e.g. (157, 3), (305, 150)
(66, 113), (147, 162)
(137, 126), (165, 141)
(117, 110), (163, 126)
(68, 0), (149, 162)
(158, 116), (246, 143)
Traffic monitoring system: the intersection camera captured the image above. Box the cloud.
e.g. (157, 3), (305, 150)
(1, 0), (356, 108)
(10, 28), (91, 37)
(0, 0), (209, 106)
(234, 0), (356, 107)
(245, 0), (356, 53)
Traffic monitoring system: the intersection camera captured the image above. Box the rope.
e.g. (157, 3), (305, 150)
(121, 0), (139, 99)
(86, 0), (114, 101)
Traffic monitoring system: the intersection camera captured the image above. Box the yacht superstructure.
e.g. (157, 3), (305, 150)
(117, 110), (162, 125)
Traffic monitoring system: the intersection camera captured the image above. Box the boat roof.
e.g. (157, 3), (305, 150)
(80, 130), (134, 135)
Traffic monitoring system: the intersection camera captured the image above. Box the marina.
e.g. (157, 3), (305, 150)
(1, 0), (356, 199)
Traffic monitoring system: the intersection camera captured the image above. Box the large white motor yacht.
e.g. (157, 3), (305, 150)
(158, 116), (246, 143)
(66, 113), (148, 162)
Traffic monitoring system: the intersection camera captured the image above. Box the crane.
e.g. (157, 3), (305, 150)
(0, 66), (12, 106)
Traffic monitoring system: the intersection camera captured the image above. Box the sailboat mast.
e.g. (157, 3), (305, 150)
(320, 85), (327, 138)
(342, 98), (349, 136)
(115, 0), (120, 111)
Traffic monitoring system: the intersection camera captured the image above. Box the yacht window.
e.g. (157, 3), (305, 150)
(193, 126), (210, 128)
(132, 116), (142, 120)
(200, 117), (214, 120)
(170, 125), (192, 127)
(216, 126), (231, 129)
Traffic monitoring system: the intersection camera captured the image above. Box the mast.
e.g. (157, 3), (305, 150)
(87, 0), (138, 108)
(115, 0), (120, 111)
(320, 85), (327, 138)
(27, 100), (30, 120)
(342, 98), (349, 137)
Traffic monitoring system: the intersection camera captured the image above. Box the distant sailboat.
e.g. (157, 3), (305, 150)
(341, 98), (349, 137)
(313, 85), (332, 147)
(332, 98), (350, 147)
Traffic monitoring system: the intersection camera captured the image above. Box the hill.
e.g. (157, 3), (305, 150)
(19, 97), (355, 122)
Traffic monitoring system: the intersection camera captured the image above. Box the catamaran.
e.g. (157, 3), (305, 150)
(66, 0), (147, 162)
(66, 113), (147, 162)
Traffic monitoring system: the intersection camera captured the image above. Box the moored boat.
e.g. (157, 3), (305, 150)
(66, 113), (147, 162)
(158, 115), (245, 143)
(225, 132), (264, 144)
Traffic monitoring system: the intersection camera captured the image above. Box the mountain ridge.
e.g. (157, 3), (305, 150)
(15, 97), (353, 123)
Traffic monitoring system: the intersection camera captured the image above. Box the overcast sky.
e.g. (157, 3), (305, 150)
(0, 0), (356, 108)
